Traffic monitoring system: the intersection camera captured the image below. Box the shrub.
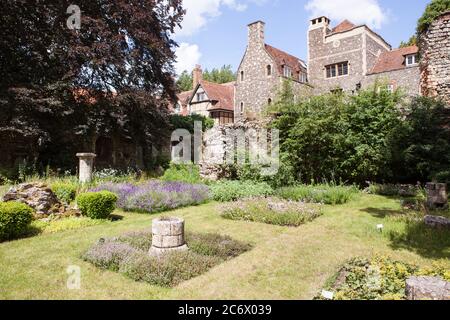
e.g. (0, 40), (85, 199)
(91, 181), (210, 213)
(365, 184), (418, 197)
(83, 230), (251, 287)
(210, 181), (273, 202)
(276, 184), (358, 205)
(417, 0), (450, 33)
(31, 217), (107, 235)
(161, 163), (202, 184)
(317, 256), (450, 300)
(219, 197), (322, 227)
(51, 182), (78, 204)
(76, 191), (117, 219)
(0, 201), (34, 240)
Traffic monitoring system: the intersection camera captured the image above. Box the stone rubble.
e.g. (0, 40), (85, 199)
(2, 183), (80, 218)
(405, 276), (450, 300)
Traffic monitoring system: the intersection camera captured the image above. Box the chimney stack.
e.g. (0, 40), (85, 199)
(248, 21), (265, 49)
(192, 64), (202, 88)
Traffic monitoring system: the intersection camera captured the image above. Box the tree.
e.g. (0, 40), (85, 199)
(417, 0), (450, 33)
(176, 70), (194, 91)
(175, 65), (236, 92)
(0, 1), (185, 174)
(399, 35), (417, 48)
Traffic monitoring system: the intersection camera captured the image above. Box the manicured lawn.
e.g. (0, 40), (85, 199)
(0, 194), (448, 299)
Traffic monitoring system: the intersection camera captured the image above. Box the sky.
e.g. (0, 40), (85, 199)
(173, 0), (431, 75)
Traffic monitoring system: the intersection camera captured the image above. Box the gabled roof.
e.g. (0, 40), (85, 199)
(264, 44), (306, 75)
(369, 45), (419, 75)
(332, 20), (356, 33)
(175, 90), (193, 116)
(192, 80), (235, 112)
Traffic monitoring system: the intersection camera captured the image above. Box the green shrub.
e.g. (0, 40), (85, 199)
(276, 184), (358, 205)
(417, 0), (450, 33)
(76, 191), (117, 219)
(317, 255), (450, 300)
(161, 163), (202, 184)
(210, 180), (273, 202)
(0, 201), (34, 240)
(31, 217), (107, 234)
(366, 184), (418, 197)
(51, 182), (78, 204)
(219, 197), (322, 227)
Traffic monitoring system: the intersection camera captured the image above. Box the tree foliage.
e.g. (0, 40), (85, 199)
(271, 82), (450, 185)
(417, 0), (450, 33)
(399, 35), (417, 48)
(176, 65), (236, 91)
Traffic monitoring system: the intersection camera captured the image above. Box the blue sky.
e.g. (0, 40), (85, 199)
(173, 0), (431, 75)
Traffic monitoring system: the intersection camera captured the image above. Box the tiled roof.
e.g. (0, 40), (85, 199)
(176, 90), (193, 115)
(369, 45), (419, 74)
(264, 44), (306, 76)
(332, 20), (356, 33)
(200, 80), (235, 112)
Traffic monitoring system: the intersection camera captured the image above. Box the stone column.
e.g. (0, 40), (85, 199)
(76, 153), (96, 183)
(149, 217), (188, 257)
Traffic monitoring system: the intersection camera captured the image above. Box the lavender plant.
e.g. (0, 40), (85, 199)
(91, 180), (210, 214)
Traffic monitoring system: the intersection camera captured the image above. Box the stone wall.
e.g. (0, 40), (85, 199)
(363, 66), (421, 96)
(419, 12), (450, 105)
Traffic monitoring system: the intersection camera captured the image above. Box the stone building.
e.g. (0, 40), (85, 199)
(419, 11), (450, 105)
(234, 21), (310, 120)
(308, 17), (420, 96)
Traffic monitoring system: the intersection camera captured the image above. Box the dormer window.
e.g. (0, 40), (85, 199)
(283, 66), (293, 78)
(300, 72), (307, 83)
(406, 54), (419, 66)
(196, 92), (206, 101)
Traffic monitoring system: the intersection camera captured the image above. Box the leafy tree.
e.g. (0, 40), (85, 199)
(399, 35), (417, 47)
(271, 83), (403, 184)
(389, 97), (450, 183)
(0, 0), (185, 173)
(176, 65), (236, 92)
(417, 0), (450, 33)
(177, 70), (194, 91)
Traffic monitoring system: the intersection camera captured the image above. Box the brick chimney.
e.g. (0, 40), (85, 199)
(248, 21), (265, 49)
(192, 64), (202, 88)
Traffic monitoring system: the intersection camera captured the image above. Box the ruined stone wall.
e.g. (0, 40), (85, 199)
(419, 12), (450, 105)
(363, 66), (421, 96)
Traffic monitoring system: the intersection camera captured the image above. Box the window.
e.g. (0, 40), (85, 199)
(406, 54), (419, 66)
(240, 71), (244, 81)
(300, 72), (307, 83)
(283, 66), (293, 78)
(174, 103), (181, 114)
(267, 65), (272, 76)
(240, 102), (244, 114)
(325, 62), (348, 78)
(330, 88), (343, 95)
(196, 92), (206, 101)
(387, 84), (395, 93)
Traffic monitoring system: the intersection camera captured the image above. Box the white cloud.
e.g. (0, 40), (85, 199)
(175, 42), (202, 75)
(305, 0), (388, 29)
(176, 0), (266, 37)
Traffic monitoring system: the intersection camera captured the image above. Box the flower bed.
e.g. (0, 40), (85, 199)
(316, 256), (450, 300)
(91, 181), (210, 213)
(219, 197), (322, 227)
(83, 230), (252, 287)
(276, 184), (358, 205)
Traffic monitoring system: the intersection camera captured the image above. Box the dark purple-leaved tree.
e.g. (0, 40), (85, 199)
(0, 0), (185, 175)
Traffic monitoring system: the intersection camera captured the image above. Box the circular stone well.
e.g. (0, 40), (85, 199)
(149, 217), (188, 257)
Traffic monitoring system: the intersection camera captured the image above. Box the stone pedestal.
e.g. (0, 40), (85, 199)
(149, 217), (188, 257)
(425, 183), (448, 209)
(76, 153), (96, 183)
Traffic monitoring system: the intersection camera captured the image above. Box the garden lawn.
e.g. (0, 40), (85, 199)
(0, 194), (448, 299)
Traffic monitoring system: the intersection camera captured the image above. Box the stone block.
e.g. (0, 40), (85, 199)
(406, 276), (450, 300)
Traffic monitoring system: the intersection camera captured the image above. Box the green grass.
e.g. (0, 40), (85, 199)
(276, 184), (359, 204)
(0, 194), (448, 299)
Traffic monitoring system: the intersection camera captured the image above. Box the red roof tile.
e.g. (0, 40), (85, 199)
(175, 90), (193, 115)
(370, 45), (419, 74)
(332, 20), (356, 33)
(199, 80), (235, 112)
(264, 44), (306, 77)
